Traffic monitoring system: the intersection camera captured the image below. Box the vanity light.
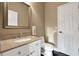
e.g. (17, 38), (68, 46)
(24, 2), (30, 6)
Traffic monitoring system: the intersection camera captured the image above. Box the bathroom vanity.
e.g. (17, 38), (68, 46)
(0, 36), (42, 56)
(0, 2), (43, 56)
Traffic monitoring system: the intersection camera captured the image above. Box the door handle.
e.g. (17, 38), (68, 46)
(59, 31), (62, 33)
(78, 48), (79, 52)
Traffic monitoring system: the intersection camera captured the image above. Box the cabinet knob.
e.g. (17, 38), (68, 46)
(18, 51), (21, 54)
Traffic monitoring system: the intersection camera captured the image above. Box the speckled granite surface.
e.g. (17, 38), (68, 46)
(0, 36), (39, 52)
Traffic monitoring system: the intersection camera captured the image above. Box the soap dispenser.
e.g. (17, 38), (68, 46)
(32, 26), (36, 36)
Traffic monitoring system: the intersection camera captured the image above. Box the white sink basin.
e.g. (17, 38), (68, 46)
(14, 37), (31, 43)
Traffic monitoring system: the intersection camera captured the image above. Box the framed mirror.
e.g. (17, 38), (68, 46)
(3, 2), (31, 29)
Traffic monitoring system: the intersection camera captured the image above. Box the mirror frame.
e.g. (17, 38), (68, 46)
(3, 2), (31, 29)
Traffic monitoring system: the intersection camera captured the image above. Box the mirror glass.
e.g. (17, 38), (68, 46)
(3, 2), (31, 28)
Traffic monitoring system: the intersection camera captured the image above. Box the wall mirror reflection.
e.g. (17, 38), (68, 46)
(3, 2), (31, 28)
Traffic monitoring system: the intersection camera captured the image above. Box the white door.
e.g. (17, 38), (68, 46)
(28, 40), (41, 56)
(57, 2), (79, 56)
(72, 3), (79, 56)
(57, 4), (67, 53)
(63, 3), (74, 55)
(57, 5), (67, 53)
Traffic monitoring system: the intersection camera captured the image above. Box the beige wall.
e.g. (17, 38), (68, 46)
(45, 2), (66, 45)
(29, 2), (45, 36)
(0, 2), (45, 40)
(0, 2), (67, 42)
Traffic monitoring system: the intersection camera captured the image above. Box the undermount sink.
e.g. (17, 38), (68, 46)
(14, 37), (31, 43)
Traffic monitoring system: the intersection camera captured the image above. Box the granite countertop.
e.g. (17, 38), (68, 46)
(0, 36), (39, 53)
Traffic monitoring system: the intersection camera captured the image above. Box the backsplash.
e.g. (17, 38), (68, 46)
(0, 32), (31, 40)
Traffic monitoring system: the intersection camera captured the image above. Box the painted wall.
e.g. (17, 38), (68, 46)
(0, 2), (45, 40)
(29, 2), (45, 36)
(45, 2), (66, 45)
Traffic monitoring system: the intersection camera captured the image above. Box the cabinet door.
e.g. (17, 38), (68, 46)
(35, 40), (41, 56)
(28, 42), (36, 54)
(2, 45), (29, 56)
(20, 44), (29, 56)
(28, 40), (41, 56)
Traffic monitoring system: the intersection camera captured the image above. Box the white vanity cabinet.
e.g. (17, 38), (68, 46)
(2, 44), (29, 56)
(28, 40), (41, 56)
(0, 39), (41, 56)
